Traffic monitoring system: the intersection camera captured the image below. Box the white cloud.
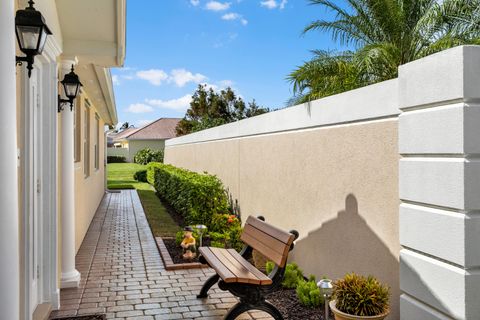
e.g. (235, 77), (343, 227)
(190, 0), (200, 6)
(146, 95), (193, 111)
(169, 69), (207, 87)
(221, 13), (248, 25)
(135, 68), (206, 87)
(206, 1), (230, 11)
(112, 75), (120, 86)
(125, 103), (154, 113)
(218, 79), (234, 87)
(136, 69), (169, 86)
(222, 12), (239, 20)
(260, 0), (287, 9)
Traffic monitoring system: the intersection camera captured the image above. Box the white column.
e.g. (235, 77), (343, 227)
(60, 59), (81, 288)
(0, 0), (20, 318)
(398, 46), (480, 320)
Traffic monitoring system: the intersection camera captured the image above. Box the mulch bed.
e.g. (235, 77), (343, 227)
(163, 237), (211, 264)
(51, 315), (106, 320)
(267, 289), (327, 320)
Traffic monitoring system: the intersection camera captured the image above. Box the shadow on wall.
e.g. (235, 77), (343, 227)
(291, 194), (401, 319)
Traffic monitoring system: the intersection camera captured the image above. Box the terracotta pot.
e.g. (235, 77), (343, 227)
(330, 300), (389, 320)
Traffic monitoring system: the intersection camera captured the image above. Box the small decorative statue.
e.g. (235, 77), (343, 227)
(181, 226), (196, 260)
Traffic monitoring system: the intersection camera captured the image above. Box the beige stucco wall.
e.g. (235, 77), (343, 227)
(128, 139), (165, 162)
(165, 119), (400, 318)
(73, 94), (106, 253)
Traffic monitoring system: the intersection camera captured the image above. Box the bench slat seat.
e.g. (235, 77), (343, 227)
(199, 246), (273, 285)
(197, 216), (299, 320)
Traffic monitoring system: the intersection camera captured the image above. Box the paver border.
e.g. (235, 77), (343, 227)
(155, 236), (208, 271)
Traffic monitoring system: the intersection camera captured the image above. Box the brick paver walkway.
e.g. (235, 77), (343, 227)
(50, 190), (272, 320)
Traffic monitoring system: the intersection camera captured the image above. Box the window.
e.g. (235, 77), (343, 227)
(94, 114), (100, 171)
(74, 96), (81, 162)
(84, 100), (90, 177)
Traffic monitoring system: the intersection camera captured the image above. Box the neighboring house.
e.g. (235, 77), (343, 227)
(0, 1), (126, 320)
(110, 126), (140, 148)
(108, 118), (181, 162)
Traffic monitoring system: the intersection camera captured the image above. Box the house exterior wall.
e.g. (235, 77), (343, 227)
(74, 94), (107, 253)
(165, 79), (401, 319)
(3, 0), (124, 318)
(128, 139), (166, 162)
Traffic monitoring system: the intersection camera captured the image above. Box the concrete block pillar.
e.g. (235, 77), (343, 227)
(0, 0), (20, 319)
(60, 59), (81, 288)
(398, 46), (480, 319)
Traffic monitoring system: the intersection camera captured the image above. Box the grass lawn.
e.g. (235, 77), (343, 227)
(107, 163), (181, 237)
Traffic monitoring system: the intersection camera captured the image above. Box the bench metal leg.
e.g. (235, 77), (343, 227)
(224, 301), (284, 320)
(197, 274), (220, 298)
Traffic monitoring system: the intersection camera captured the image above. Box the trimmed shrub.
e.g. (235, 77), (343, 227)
(147, 162), (230, 228)
(266, 262), (304, 289)
(133, 169), (147, 182)
(296, 275), (323, 308)
(107, 156), (126, 163)
(333, 273), (390, 316)
(134, 148), (164, 165)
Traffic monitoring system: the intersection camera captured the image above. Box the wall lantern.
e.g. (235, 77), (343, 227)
(58, 65), (83, 112)
(15, 0), (52, 78)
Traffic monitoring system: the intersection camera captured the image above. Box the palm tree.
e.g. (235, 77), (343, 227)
(288, 0), (480, 104)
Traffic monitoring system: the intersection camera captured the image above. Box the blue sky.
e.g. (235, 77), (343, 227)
(112, 0), (341, 127)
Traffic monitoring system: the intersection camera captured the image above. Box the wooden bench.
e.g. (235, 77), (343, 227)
(197, 216), (299, 320)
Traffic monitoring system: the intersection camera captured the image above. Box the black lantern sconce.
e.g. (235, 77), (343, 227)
(15, 1), (52, 78)
(58, 65), (83, 112)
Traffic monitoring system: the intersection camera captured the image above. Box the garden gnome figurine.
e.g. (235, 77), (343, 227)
(181, 226), (196, 259)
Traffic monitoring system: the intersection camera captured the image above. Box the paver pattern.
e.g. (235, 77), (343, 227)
(50, 190), (273, 320)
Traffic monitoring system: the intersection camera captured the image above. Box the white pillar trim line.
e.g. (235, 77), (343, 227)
(60, 58), (81, 288)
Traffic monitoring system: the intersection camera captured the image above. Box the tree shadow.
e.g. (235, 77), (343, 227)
(290, 194), (454, 319)
(291, 194), (400, 318)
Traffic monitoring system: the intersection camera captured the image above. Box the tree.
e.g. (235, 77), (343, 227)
(288, 0), (480, 104)
(176, 85), (269, 136)
(119, 122), (134, 131)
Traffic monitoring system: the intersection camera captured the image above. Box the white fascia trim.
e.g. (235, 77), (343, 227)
(115, 0), (126, 66)
(166, 78), (400, 147)
(94, 66), (118, 126)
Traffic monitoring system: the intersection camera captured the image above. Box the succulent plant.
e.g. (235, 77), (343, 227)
(333, 273), (390, 316)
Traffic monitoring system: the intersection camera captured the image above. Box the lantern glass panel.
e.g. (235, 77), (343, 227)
(64, 83), (79, 99)
(37, 26), (48, 54)
(16, 25), (41, 51)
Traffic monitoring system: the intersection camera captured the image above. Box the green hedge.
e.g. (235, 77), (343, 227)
(133, 169), (147, 182)
(134, 148), (164, 165)
(147, 162), (230, 228)
(107, 155), (127, 163)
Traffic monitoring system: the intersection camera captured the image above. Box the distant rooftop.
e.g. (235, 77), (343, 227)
(113, 118), (181, 141)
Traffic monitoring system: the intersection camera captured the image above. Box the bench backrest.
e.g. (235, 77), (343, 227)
(240, 216), (295, 268)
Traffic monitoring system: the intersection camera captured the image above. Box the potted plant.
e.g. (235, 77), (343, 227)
(329, 273), (390, 320)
